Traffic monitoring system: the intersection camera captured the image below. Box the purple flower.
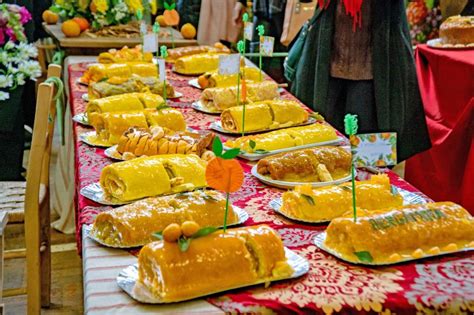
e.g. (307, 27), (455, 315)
(0, 29), (4, 45)
(19, 7), (32, 24)
(5, 27), (16, 41)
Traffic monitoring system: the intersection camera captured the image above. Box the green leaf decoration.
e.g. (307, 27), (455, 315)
(152, 22), (160, 33)
(98, 77), (109, 83)
(164, 1), (171, 10)
(212, 136), (223, 157)
(344, 114), (358, 136)
(237, 40), (245, 54)
(136, 9), (143, 20)
(341, 186), (352, 193)
(170, 2), (176, 10)
(310, 112), (325, 122)
(253, 149), (269, 154)
(301, 194), (315, 205)
(222, 148), (240, 159)
(256, 24), (265, 36)
(201, 192), (219, 202)
(242, 12), (249, 23)
(193, 226), (219, 238)
(152, 232), (163, 240)
(354, 251), (374, 263)
(249, 139), (256, 150)
(160, 45), (168, 58)
(156, 103), (170, 110)
(178, 237), (191, 252)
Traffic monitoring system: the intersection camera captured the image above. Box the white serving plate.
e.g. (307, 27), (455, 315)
(191, 101), (221, 115)
(269, 186), (428, 224)
(252, 165), (352, 190)
(117, 247), (309, 303)
(188, 78), (201, 89)
(78, 131), (112, 148)
(427, 38), (474, 50)
(85, 206), (249, 248)
(210, 118), (316, 135)
(224, 136), (344, 161)
(314, 231), (474, 266)
(76, 78), (88, 86)
(72, 113), (90, 126)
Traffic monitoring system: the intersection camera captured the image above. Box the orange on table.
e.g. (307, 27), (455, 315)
(61, 20), (81, 37)
(163, 9), (180, 26)
(42, 10), (59, 24)
(73, 17), (90, 31)
(206, 157), (244, 193)
(180, 23), (196, 39)
(156, 15), (168, 27)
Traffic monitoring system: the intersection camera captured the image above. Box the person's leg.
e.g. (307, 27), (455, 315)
(324, 76), (347, 132)
(345, 79), (378, 132)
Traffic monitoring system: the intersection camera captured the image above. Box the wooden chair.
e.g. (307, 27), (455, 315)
(0, 64), (62, 314)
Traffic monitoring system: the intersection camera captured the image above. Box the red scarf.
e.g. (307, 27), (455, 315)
(318, 0), (364, 30)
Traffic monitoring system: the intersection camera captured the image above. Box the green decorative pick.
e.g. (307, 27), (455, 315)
(256, 24), (265, 81)
(136, 8), (143, 20)
(236, 40), (246, 136)
(242, 12), (249, 23)
(160, 45), (168, 103)
(344, 113), (359, 222)
(152, 22), (160, 34)
(153, 22), (160, 66)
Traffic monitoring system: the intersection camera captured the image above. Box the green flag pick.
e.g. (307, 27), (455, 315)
(256, 24), (265, 81)
(152, 22), (160, 34)
(160, 45), (168, 103)
(242, 12), (249, 23)
(136, 8), (143, 20)
(236, 40), (246, 135)
(344, 113), (359, 222)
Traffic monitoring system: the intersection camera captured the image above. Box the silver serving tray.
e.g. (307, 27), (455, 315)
(252, 164), (352, 190)
(191, 101), (221, 115)
(224, 136), (344, 161)
(72, 113), (90, 126)
(427, 38), (474, 50)
(117, 247), (309, 303)
(210, 117), (316, 135)
(314, 231), (474, 266)
(269, 186), (427, 224)
(78, 131), (112, 148)
(85, 206), (249, 248)
(81, 182), (209, 206)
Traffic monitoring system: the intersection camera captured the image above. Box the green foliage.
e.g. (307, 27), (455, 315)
(354, 251), (373, 263)
(301, 194), (315, 205)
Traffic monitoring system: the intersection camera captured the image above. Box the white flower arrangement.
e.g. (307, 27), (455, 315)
(0, 41), (41, 101)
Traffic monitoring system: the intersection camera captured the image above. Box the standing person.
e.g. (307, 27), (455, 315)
(290, 0), (431, 161)
(233, 0), (288, 82)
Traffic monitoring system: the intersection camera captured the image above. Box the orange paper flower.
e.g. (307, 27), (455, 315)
(163, 9), (180, 26)
(206, 157), (244, 193)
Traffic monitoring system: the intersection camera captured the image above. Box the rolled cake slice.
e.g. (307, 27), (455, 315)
(90, 190), (239, 247)
(198, 67), (263, 89)
(85, 93), (164, 117)
(89, 108), (186, 144)
(280, 174), (403, 221)
(166, 43), (230, 62)
(116, 127), (214, 158)
(97, 45), (153, 64)
(221, 100), (309, 132)
(324, 202), (474, 264)
(86, 62), (158, 83)
(136, 225), (292, 301)
(225, 123), (337, 153)
(200, 81), (280, 111)
(100, 154), (207, 201)
(257, 146), (351, 182)
(88, 76), (175, 100)
(174, 53), (225, 75)
(439, 15), (474, 45)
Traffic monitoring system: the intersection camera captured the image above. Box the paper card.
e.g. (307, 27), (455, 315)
(244, 22), (254, 40)
(143, 33), (158, 52)
(351, 133), (397, 167)
(259, 36), (274, 56)
(218, 54), (240, 75)
(157, 59), (166, 83)
(140, 22), (147, 35)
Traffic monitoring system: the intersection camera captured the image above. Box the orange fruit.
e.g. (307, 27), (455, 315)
(61, 20), (81, 37)
(180, 23), (196, 39)
(155, 15), (167, 27)
(42, 10), (59, 25)
(197, 74), (209, 89)
(73, 17), (90, 31)
(181, 221), (200, 237)
(163, 9), (180, 26)
(162, 223), (182, 242)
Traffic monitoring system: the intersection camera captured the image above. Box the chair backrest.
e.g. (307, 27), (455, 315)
(24, 64), (62, 314)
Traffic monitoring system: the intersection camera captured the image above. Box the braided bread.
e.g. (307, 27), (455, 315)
(116, 127), (215, 160)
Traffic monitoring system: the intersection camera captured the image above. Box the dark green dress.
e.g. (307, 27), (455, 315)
(291, 0), (431, 161)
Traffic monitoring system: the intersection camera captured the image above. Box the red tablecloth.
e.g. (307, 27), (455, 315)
(406, 45), (474, 213)
(69, 62), (474, 314)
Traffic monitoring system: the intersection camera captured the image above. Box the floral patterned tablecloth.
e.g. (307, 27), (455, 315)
(69, 62), (473, 314)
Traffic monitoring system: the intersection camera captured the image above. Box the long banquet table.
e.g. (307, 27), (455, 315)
(67, 59), (474, 314)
